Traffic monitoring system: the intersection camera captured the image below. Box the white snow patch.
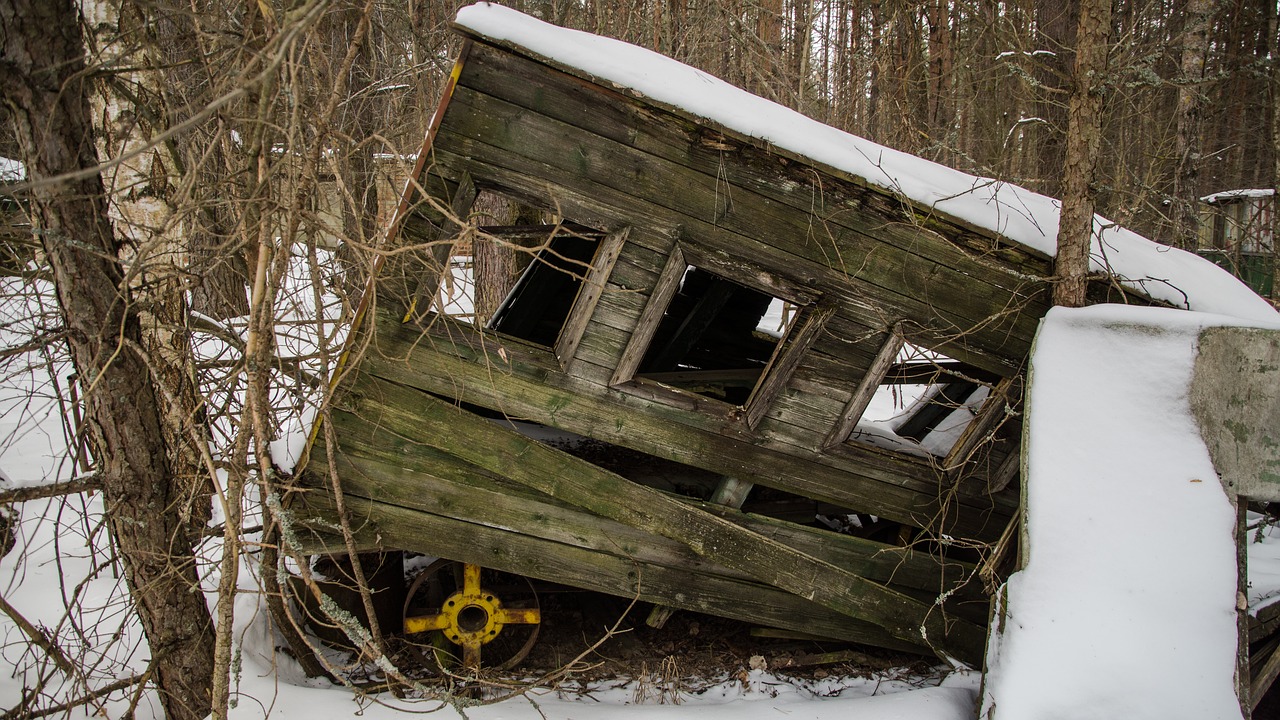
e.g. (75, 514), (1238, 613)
(454, 4), (1277, 324)
(1249, 517), (1280, 613)
(0, 157), (23, 182)
(1202, 188), (1275, 204)
(981, 304), (1280, 720)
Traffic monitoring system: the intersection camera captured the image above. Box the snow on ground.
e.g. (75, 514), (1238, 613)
(454, 3), (1277, 325)
(0, 157), (22, 183)
(0, 495), (983, 719)
(0, 255), (977, 719)
(982, 305), (1280, 720)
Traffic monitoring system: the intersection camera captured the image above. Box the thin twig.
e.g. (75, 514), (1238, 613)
(0, 476), (101, 504)
(2, 673), (147, 720)
(0, 593), (75, 675)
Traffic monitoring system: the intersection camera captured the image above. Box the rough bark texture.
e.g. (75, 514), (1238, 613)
(1171, 0), (1212, 250)
(1274, 47), (1280, 305)
(0, 2), (216, 718)
(1034, 0), (1079, 199)
(1055, 0), (1112, 308)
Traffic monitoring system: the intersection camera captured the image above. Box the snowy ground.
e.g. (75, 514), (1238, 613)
(0, 267), (981, 719)
(7, 308), (1280, 720)
(5, 6), (1280, 716)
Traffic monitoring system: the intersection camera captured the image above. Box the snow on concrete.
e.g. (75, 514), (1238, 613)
(981, 305), (1280, 720)
(454, 3), (1277, 324)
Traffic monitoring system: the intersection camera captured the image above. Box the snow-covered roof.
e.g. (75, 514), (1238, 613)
(1201, 188), (1275, 204)
(454, 4), (1278, 324)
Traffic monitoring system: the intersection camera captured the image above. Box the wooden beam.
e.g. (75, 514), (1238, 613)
(611, 245), (686, 386)
(745, 302), (834, 429)
(362, 306), (1015, 537)
(944, 375), (1022, 473)
(290, 490), (924, 653)
(556, 226), (629, 369)
(342, 371), (987, 664)
(825, 323), (905, 450)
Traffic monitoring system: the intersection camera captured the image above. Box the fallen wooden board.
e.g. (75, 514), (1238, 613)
(330, 370), (987, 664)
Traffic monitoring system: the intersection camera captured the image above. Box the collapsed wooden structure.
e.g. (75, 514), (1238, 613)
(289, 10), (1160, 665)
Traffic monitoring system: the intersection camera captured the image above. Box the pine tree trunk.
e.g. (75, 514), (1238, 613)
(1035, 0), (1079, 197)
(1055, 0), (1112, 308)
(1272, 41), (1280, 305)
(1171, 0), (1212, 250)
(0, 2), (216, 719)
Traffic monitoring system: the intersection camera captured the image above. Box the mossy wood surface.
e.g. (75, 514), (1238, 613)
(289, 35), (1115, 664)
(299, 366), (988, 662)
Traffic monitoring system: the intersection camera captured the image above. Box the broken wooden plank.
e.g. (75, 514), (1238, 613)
(312, 409), (980, 607)
(339, 370), (988, 663)
(944, 376), (1022, 474)
(825, 323), (905, 450)
(359, 307), (1015, 539)
(290, 490), (925, 654)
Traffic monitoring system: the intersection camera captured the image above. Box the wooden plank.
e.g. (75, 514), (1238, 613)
(611, 245), (686, 386)
(944, 376), (1023, 474)
(555, 226), (629, 369)
(425, 133), (1035, 379)
(1252, 601), (1280, 644)
(432, 89), (1046, 353)
(312, 410), (981, 604)
(309, 432), (738, 579)
(454, 40), (1054, 281)
(341, 370), (988, 663)
(360, 307), (1016, 537)
(825, 324), (906, 450)
(745, 302), (835, 429)
(398, 306), (1012, 512)
(289, 491), (926, 654)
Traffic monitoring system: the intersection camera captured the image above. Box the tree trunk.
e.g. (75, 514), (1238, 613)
(1272, 31), (1280, 305)
(1055, 0), (1112, 308)
(1171, 0), (1212, 250)
(1035, 0), (1079, 197)
(0, 2), (216, 720)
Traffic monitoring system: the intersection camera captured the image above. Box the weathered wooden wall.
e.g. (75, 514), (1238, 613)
(293, 33), (1146, 662)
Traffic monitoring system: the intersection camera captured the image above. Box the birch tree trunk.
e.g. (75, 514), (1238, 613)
(0, 2), (216, 719)
(1055, 0), (1112, 307)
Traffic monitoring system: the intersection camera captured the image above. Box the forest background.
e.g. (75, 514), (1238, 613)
(1, 1), (1278, 719)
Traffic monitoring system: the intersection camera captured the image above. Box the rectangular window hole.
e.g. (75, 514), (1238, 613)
(634, 266), (799, 407)
(428, 211), (606, 350)
(847, 341), (998, 457)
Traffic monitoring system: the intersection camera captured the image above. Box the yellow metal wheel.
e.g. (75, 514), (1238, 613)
(402, 560), (541, 670)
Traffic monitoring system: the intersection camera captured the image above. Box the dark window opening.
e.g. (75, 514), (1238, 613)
(635, 266), (798, 406)
(486, 224), (603, 347)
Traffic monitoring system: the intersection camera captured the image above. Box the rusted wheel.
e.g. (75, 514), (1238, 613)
(402, 560), (540, 671)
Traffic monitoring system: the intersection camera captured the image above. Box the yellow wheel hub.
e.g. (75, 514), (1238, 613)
(404, 563), (541, 669)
